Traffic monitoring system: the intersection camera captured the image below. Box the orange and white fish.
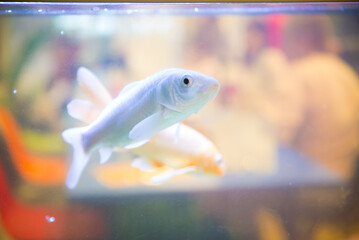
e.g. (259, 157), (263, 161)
(64, 67), (223, 187)
(129, 123), (225, 184)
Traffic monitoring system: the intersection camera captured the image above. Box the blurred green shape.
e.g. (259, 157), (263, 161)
(22, 129), (65, 155)
(8, 26), (52, 92)
(1, 20), (52, 109)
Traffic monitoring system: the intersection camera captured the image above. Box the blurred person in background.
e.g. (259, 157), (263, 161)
(244, 20), (269, 67)
(251, 15), (359, 181)
(241, 15), (359, 240)
(184, 17), (226, 83)
(282, 16), (359, 180)
(16, 36), (79, 131)
(184, 17), (279, 176)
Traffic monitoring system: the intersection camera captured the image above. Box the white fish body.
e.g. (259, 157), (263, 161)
(63, 67), (220, 188)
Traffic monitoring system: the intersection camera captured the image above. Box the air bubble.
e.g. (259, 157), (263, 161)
(46, 216), (55, 223)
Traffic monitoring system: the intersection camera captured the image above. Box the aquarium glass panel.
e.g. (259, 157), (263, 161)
(0, 2), (359, 240)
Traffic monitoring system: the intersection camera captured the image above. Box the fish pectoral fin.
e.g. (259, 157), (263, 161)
(151, 169), (176, 184)
(151, 166), (197, 184)
(129, 110), (167, 141)
(131, 157), (156, 171)
(114, 147), (129, 152)
(99, 147), (113, 164)
(173, 166), (197, 175)
(123, 139), (150, 149)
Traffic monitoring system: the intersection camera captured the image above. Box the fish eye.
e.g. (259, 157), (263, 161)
(181, 75), (192, 87)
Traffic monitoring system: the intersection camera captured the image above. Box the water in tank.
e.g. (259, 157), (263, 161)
(0, 2), (359, 240)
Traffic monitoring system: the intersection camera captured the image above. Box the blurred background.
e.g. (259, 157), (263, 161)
(0, 3), (359, 240)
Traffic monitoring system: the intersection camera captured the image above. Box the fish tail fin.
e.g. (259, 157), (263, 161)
(62, 127), (90, 189)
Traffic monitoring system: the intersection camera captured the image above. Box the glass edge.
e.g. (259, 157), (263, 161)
(0, 2), (358, 15)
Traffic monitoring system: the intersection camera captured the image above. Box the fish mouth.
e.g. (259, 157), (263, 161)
(218, 163), (226, 175)
(206, 165), (226, 176)
(200, 81), (220, 95)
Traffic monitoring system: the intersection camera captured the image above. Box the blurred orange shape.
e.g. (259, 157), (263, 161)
(0, 157), (106, 240)
(0, 105), (68, 186)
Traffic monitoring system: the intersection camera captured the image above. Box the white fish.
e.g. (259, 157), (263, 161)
(63, 67), (220, 189)
(67, 69), (224, 185)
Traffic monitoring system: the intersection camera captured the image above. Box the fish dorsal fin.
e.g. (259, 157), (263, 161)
(67, 67), (113, 123)
(129, 109), (169, 141)
(99, 147), (113, 164)
(67, 99), (102, 123)
(77, 67), (112, 108)
(119, 80), (142, 96)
